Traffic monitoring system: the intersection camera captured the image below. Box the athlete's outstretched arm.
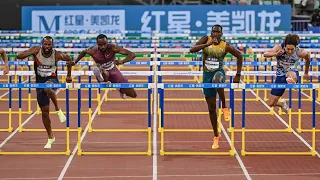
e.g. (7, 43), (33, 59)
(189, 36), (210, 53)
(226, 43), (243, 77)
(56, 51), (72, 82)
(298, 48), (311, 80)
(112, 45), (136, 65)
(263, 45), (283, 58)
(0, 48), (9, 74)
(17, 46), (40, 59)
(71, 47), (93, 65)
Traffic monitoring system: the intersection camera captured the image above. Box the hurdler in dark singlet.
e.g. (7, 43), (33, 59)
(70, 34), (137, 98)
(90, 45), (129, 84)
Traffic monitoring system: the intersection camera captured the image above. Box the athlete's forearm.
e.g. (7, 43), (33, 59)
(0, 50), (8, 66)
(263, 52), (277, 58)
(236, 56), (243, 74)
(189, 44), (209, 53)
(120, 52), (136, 64)
(74, 50), (87, 64)
(67, 64), (72, 77)
(17, 50), (33, 59)
(304, 55), (310, 75)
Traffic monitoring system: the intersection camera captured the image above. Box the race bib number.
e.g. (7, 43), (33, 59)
(37, 65), (53, 77)
(279, 61), (296, 71)
(205, 58), (220, 70)
(100, 62), (114, 70)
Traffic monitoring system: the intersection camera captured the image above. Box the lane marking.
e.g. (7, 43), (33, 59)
(57, 91), (107, 180)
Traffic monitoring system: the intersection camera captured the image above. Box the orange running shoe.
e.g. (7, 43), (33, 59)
(223, 108), (230, 122)
(212, 134), (221, 149)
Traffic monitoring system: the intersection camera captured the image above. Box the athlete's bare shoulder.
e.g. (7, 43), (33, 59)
(55, 50), (72, 62)
(85, 46), (96, 56)
(30, 46), (41, 54)
(195, 36), (209, 45)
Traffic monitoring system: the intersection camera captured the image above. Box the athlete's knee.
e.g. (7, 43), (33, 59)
(128, 89), (137, 98)
(286, 71), (297, 82)
(268, 96), (279, 107)
(44, 88), (53, 94)
(131, 91), (137, 98)
(267, 100), (275, 107)
(212, 73), (224, 83)
(41, 110), (50, 121)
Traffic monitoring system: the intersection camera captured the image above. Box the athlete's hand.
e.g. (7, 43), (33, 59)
(303, 73), (310, 82)
(206, 38), (218, 46)
(114, 60), (123, 66)
(66, 61), (76, 66)
(275, 49), (284, 56)
(233, 74), (241, 83)
(66, 76), (72, 83)
(4, 66), (9, 75)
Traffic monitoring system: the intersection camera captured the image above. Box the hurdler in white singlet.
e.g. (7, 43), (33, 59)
(35, 48), (57, 77)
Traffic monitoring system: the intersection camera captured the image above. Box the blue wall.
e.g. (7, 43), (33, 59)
(22, 5), (291, 33)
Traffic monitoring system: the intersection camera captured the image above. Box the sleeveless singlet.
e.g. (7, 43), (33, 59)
(91, 45), (116, 71)
(202, 36), (227, 72)
(34, 48), (57, 81)
(275, 44), (300, 76)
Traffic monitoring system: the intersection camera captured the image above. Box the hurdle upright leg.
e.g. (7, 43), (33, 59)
(241, 87), (246, 156)
(77, 84), (83, 155)
(65, 85), (71, 155)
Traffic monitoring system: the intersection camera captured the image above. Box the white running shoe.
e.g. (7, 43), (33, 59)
(44, 136), (55, 149)
(281, 98), (289, 114)
(57, 109), (66, 123)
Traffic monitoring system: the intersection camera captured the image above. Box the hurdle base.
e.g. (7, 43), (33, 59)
(161, 150), (234, 156)
(105, 98), (148, 101)
(0, 128), (13, 132)
(89, 129), (149, 132)
(35, 111), (90, 115)
(241, 151), (314, 156)
(98, 111), (149, 115)
(19, 128), (80, 132)
(164, 111), (273, 115)
(0, 151), (70, 155)
(78, 150), (151, 155)
(0, 111), (32, 115)
(297, 128), (320, 133)
(229, 128), (291, 133)
(163, 129), (214, 132)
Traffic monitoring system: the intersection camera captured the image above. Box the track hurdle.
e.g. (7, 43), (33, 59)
(295, 84), (320, 133)
(158, 83), (236, 156)
(0, 83), (71, 155)
(9, 71), (89, 132)
(240, 83), (317, 156)
(76, 83), (153, 155)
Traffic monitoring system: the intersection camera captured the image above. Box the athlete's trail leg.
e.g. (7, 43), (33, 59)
(120, 88), (137, 98)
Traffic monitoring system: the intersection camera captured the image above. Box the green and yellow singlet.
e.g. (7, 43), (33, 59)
(202, 36), (227, 72)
